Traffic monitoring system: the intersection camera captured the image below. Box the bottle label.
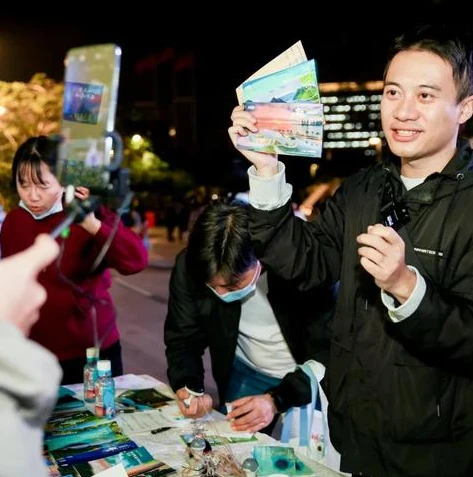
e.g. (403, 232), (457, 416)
(83, 366), (97, 403)
(95, 380), (116, 418)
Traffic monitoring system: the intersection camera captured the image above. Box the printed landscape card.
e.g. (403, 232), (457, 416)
(45, 421), (138, 466)
(242, 59), (320, 104)
(116, 388), (173, 410)
(236, 40), (307, 104)
(236, 102), (324, 158)
(69, 446), (175, 477)
(45, 411), (106, 436)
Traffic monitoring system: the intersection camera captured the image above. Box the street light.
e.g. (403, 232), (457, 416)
(368, 136), (382, 162)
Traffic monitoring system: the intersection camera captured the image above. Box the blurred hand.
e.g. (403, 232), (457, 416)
(226, 394), (277, 433)
(228, 105), (279, 177)
(74, 186), (90, 201)
(357, 223), (416, 302)
(175, 387), (213, 419)
(0, 234), (59, 335)
(75, 186), (101, 235)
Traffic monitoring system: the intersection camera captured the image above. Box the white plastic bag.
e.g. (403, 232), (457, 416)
(280, 360), (347, 474)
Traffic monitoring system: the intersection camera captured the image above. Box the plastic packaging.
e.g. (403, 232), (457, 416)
(94, 359), (116, 418)
(83, 347), (99, 403)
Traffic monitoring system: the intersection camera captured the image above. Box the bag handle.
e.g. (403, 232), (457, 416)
(280, 363), (318, 447)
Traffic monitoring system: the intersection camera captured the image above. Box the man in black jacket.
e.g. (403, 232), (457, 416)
(229, 25), (473, 477)
(164, 200), (335, 434)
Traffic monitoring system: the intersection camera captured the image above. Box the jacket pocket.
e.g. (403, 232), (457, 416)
(326, 340), (352, 451)
(389, 350), (454, 442)
(327, 340), (352, 415)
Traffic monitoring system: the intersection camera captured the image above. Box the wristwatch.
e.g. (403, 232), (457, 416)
(266, 388), (284, 413)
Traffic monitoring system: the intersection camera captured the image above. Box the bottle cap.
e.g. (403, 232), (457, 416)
(86, 347), (98, 359)
(189, 437), (206, 453)
(242, 458), (259, 472)
(97, 359), (111, 372)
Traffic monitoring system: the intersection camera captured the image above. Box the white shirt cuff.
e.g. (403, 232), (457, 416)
(248, 162), (293, 210)
(381, 266), (427, 322)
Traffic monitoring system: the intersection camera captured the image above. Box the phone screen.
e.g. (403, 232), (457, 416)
(57, 44), (121, 193)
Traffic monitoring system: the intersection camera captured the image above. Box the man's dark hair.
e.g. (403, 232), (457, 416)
(185, 201), (257, 285)
(384, 24), (473, 102)
(11, 135), (58, 189)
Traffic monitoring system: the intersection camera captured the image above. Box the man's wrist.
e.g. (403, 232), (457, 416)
(265, 389), (283, 413)
(255, 162), (279, 178)
(183, 385), (204, 408)
(386, 268), (417, 304)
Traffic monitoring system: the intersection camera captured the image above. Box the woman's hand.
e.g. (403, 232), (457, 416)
(74, 186), (101, 235)
(74, 186), (90, 201)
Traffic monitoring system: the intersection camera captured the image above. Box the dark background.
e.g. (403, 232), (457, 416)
(1, 5), (468, 90)
(0, 6), (470, 191)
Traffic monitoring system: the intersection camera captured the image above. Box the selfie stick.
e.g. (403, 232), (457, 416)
(50, 131), (130, 239)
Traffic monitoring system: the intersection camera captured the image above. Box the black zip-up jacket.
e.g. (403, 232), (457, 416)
(164, 249), (335, 412)
(248, 139), (473, 477)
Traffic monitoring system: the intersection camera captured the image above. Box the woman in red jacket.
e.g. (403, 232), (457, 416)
(0, 136), (149, 384)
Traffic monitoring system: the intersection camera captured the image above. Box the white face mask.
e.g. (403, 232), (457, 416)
(19, 198), (63, 220)
(207, 262), (261, 303)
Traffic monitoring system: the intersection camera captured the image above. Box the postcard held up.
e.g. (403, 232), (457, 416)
(235, 42), (324, 158)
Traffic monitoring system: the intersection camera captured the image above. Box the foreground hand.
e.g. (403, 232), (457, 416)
(226, 394), (277, 433)
(176, 387), (213, 419)
(228, 105), (278, 177)
(0, 234), (59, 335)
(357, 223), (416, 302)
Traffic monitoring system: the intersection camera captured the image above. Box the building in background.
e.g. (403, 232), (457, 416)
(319, 80), (384, 176)
(125, 48), (385, 187)
(320, 81), (383, 157)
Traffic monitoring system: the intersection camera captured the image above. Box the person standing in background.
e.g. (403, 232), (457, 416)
(0, 136), (148, 384)
(121, 197), (151, 252)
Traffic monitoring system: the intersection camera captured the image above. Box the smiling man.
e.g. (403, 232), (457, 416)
(229, 24), (473, 477)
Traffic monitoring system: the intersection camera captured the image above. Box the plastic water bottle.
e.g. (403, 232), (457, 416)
(83, 347), (99, 403)
(94, 360), (116, 418)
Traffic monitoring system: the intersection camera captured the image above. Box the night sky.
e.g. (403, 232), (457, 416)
(0, 7), (469, 189)
(1, 6), (467, 90)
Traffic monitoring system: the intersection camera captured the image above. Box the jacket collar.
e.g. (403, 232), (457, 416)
(382, 138), (473, 204)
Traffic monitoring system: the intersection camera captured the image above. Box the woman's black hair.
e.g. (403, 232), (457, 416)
(11, 135), (58, 189)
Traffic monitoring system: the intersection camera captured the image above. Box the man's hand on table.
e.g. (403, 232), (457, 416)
(226, 394), (277, 433)
(176, 387), (213, 418)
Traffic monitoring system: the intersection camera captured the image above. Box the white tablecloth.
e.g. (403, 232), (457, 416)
(65, 373), (344, 476)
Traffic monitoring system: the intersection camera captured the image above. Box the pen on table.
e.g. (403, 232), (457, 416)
(150, 426), (172, 434)
(116, 407), (136, 413)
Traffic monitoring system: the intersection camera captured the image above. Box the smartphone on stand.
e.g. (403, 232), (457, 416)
(57, 43), (121, 200)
